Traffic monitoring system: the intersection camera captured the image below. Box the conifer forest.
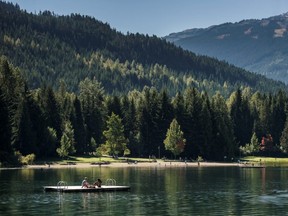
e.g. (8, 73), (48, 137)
(1, 2), (288, 166)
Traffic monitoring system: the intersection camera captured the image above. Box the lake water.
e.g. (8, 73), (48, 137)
(1, 165), (288, 215)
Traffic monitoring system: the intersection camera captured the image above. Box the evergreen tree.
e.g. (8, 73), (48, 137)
(70, 97), (86, 154)
(137, 87), (160, 156)
(211, 93), (236, 161)
(280, 118), (288, 153)
(0, 88), (13, 163)
(183, 87), (203, 158)
(11, 92), (38, 155)
(199, 92), (213, 159)
(228, 89), (253, 147)
(44, 127), (57, 157)
(105, 95), (121, 117)
(100, 112), (128, 156)
(28, 90), (50, 158)
(42, 86), (62, 140)
(158, 90), (174, 157)
(250, 132), (260, 152)
(79, 78), (105, 152)
(121, 96), (138, 156)
(164, 118), (186, 159)
(239, 132), (259, 156)
(56, 121), (75, 158)
(56, 133), (70, 158)
(90, 137), (97, 152)
(270, 90), (287, 145)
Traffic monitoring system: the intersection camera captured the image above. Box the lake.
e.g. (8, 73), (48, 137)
(1, 165), (288, 215)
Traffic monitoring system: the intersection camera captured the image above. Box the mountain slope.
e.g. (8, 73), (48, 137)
(0, 1), (286, 95)
(165, 13), (288, 83)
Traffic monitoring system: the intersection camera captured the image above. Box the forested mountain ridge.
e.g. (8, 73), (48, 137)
(165, 13), (288, 83)
(0, 1), (286, 96)
(2, 2), (288, 167)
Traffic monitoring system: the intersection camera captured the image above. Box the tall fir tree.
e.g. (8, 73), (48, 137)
(158, 90), (174, 157)
(183, 87), (203, 158)
(79, 78), (105, 153)
(121, 96), (138, 157)
(280, 118), (288, 153)
(228, 89), (253, 147)
(0, 88), (13, 163)
(211, 93), (236, 161)
(270, 90), (287, 145)
(57, 120), (76, 158)
(100, 112), (128, 156)
(70, 97), (86, 154)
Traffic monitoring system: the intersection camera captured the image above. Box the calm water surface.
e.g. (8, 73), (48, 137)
(1, 165), (288, 215)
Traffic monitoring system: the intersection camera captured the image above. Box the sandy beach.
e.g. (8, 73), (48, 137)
(25, 161), (240, 169)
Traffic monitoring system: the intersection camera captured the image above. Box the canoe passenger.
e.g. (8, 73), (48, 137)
(94, 178), (102, 187)
(81, 177), (89, 188)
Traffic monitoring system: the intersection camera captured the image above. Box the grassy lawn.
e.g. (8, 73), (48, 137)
(242, 156), (288, 166)
(36, 155), (154, 165)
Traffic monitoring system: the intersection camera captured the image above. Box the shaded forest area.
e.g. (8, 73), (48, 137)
(1, 57), (288, 166)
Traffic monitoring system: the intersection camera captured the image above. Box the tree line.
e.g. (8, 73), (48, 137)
(1, 57), (288, 166)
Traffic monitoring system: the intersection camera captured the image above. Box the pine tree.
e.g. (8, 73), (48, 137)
(137, 87), (160, 157)
(56, 133), (70, 158)
(0, 88), (13, 163)
(183, 87), (203, 158)
(44, 127), (57, 157)
(280, 118), (288, 153)
(79, 78), (105, 152)
(228, 89), (253, 147)
(121, 96), (138, 156)
(56, 121), (75, 158)
(100, 112), (128, 157)
(270, 90), (287, 145)
(11, 93), (38, 155)
(158, 90), (174, 157)
(211, 93), (236, 161)
(199, 92), (213, 159)
(70, 97), (86, 154)
(42, 86), (62, 140)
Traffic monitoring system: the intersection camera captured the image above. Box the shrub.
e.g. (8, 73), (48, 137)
(20, 153), (36, 165)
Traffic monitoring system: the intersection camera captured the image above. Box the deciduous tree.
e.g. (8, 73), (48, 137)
(164, 118), (186, 158)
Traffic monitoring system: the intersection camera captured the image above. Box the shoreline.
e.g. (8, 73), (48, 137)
(22, 161), (241, 169)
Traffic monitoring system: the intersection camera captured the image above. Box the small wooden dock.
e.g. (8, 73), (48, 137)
(43, 179), (130, 192)
(44, 185), (130, 192)
(238, 163), (265, 169)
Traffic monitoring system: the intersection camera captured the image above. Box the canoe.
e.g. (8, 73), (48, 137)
(43, 179), (130, 192)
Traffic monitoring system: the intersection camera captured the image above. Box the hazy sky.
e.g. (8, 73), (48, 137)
(7, 0), (288, 37)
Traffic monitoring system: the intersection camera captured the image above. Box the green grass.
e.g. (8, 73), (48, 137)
(242, 156), (288, 166)
(35, 155), (154, 165)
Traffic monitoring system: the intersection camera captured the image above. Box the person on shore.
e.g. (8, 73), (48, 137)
(81, 177), (89, 188)
(93, 178), (102, 187)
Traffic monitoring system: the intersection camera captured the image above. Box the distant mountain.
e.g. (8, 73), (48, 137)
(0, 1), (286, 95)
(165, 13), (288, 83)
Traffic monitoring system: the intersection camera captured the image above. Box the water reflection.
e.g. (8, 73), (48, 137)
(2, 166), (288, 215)
(259, 190), (288, 206)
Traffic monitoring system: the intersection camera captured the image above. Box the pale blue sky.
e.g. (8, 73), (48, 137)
(7, 0), (288, 37)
